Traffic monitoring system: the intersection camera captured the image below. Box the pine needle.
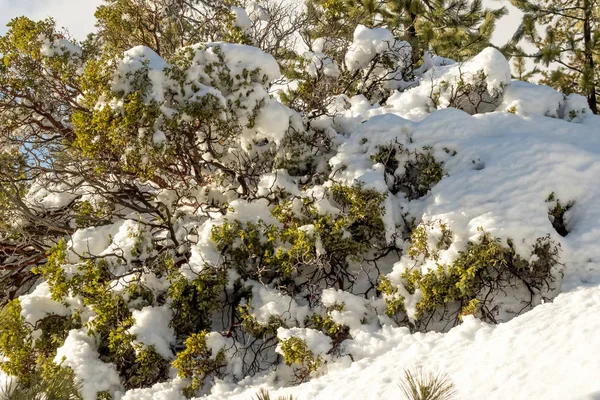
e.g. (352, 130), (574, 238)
(398, 368), (456, 400)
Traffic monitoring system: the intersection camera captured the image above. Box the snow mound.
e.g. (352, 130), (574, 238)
(387, 47), (511, 119)
(54, 329), (123, 400)
(498, 80), (565, 117)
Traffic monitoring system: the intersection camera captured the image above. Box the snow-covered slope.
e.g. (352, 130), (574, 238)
(215, 285), (600, 400)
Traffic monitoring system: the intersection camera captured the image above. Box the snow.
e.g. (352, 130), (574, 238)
(216, 285), (600, 400)
(40, 36), (82, 57)
(54, 329), (123, 400)
(246, 2), (269, 22)
(305, 48), (340, 78)
(246, 282), (311, 327)
(112, 45), (167, 100)
(344, 25), (412, 90)
(320, 289), (371, 330)
(386, 47), (512, 119)
(130, 305), (176, 359)
(254, 100), (294, 144)
(563, 93), (592, 123)
(19, 282), (71, 331)
(231, 7), (252, 33)
(497, 80), (565, 117)
(205, 332), (228, 359)
(120, 381), (187, 400)
(345, 25), (411, 71)
(25, 179), (82, 210)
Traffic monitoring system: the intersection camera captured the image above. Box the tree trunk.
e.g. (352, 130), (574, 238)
(583, 0), (598, 113)
(405, 11), (419, 66)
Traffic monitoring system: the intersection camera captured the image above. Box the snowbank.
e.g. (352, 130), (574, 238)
(214, 285), (600, 399)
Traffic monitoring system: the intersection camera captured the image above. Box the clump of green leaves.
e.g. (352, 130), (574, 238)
(0, 300), (82, 399)
(370, 141), (445, 199)
(172, 332), (226, 397)
(0, 362), (83, 400)
(407, 221), (453, 261)
(278, 337), (323, 383)
(546, 192), (574, 237)
(405, 231), (561, 326)
(378, 276), (406, 318)
(168, 269), (228, 336)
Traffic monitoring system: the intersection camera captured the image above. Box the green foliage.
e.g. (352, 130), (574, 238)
(0, 362), (83, 400)
(379, 276), (406, 317)
(172, 332), (226, 397)
(0, 301), (82, 398)
(33, 239), (69, 301)
(0, 300), (36, 380)
(213, 184), (387, 290)
(278, 337), (322, 383)
(168, 269), (228, 336)
(371, 142), (445, 199)
(407, 221), (453, 261)
(398, 369), (456, 400)
(253, 388), (297, 400)
(306, 0), (506, 65)
(459, 298), (480, 320)
(74, 200), (113, 228)
(546, 192), (574, 237)
(400, 230), (561, 325)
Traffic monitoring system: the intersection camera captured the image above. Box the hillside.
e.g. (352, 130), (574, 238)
(1, 8), (599, 400)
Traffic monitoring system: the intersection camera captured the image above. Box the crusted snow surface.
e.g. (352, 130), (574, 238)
(218, 285), (600, 399)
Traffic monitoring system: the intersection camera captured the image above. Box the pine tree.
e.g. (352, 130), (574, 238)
(305, 0), (507, 65)
(383, 0), (507, 62)
(507, 0), (599, 113)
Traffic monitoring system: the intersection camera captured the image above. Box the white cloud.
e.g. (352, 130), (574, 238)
(0, 0), (102, 39)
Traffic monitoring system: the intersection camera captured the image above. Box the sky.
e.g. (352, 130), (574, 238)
(0, 0), (103, 39)
(0, 0), (523, 44)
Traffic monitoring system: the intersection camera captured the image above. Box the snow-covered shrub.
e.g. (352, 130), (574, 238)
(386, 47), (511, 117)
(172, 332), (226, 397)
(546, 192), (574, 237)
(0, 4), (589, 398)
(382, 227), (563, 330)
